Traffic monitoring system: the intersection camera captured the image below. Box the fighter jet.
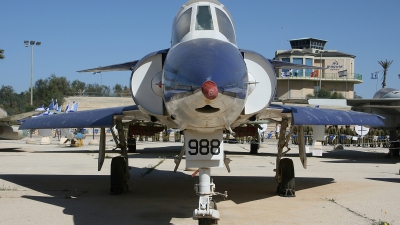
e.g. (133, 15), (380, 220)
(19, 0), (384, 223)
(0, 108), (44, 140)
(348, 87), (400, 154)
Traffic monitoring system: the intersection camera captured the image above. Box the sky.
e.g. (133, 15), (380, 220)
(1, 0), (399, 99)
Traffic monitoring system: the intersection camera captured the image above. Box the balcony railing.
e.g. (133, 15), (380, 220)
(277, 72), (363, 81)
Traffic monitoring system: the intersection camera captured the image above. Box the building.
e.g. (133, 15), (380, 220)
(274, 37), (362, 100)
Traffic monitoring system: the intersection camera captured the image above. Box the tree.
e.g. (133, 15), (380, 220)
(85, 83), (110, 96)
(113, 84), (131, 97)
(354, 92), (362, 99)
(378, 59), (393, 89)
(113, 84), (123, 96)
(33, 74), (71, 107)
(306, 88), (345, 99)
(0, 85), (31, 115)
(122, 86), (131, 97)
(315, 88), (331, 98)
(330, 91), (345, 99)
(0, 49), (4, 59)
(0, 85), (17, 115)
(71, 80), (86, 95)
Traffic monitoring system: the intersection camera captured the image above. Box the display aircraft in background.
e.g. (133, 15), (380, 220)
(33, 99), (79, 117)
(348, 87), (400, 156)
(20, 0), (384, 223)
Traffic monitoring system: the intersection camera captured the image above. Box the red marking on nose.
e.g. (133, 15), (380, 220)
(201, 81), (218, 100)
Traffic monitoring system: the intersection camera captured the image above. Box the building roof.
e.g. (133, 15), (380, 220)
(275, 49), (355, 58)
(288, 37), (328, 42)
(289, 37), (328, 50)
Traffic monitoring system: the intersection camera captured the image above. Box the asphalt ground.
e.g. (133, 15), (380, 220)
(0, 136), (399, 225)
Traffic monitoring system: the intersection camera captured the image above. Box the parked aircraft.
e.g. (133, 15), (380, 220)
(0, 108), (44, 140)
(33, 99), (79, 117)
(348, 87), (400, 155)
(19, 0), (384, 223)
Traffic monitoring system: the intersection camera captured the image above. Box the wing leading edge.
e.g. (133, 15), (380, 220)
(266, 104), (385, 126)
(77, 61), (139, 73)
(19, 105), (139, 129)
(0, 110), (44, 123)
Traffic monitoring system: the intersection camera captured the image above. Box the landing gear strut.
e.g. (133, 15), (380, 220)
(193, 168), (227, 225)
(275, 118), (296, 197)
(109, 119), (130, 194)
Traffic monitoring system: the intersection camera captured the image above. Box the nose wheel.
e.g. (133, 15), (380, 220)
(110, 156), (129, 194)
(277, 158), (295, 197)
(193, 168), (227, 224)
(198, 199), (218, 225)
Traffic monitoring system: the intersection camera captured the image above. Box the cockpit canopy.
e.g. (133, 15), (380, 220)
(171, 1), (236, 46)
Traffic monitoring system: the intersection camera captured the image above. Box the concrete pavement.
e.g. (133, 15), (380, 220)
(0, 136), (399, 225)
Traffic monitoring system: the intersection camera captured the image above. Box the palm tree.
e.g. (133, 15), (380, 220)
(0, 49), (4, 59)
(378, 59), (393, 89)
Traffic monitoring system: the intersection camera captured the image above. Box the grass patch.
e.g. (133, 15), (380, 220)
(141, 156), (166, 177)
(372, 221), (390, 225)
(0, 184), (17, 191)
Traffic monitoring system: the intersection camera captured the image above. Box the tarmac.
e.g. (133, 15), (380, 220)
(0, 135), (399, 225)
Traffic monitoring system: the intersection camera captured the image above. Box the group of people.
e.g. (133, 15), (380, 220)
(131, 130), (182, 142)
(290, 125), (392, 147)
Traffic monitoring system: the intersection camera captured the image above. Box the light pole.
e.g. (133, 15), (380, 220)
(24, 40), (41, 106)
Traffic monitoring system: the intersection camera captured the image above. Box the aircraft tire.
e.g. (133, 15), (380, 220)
(198, 200), (218, 225)
(277, 158), (295, 197)
(250, 143), (259, 154)
(110, 156), (126, 195)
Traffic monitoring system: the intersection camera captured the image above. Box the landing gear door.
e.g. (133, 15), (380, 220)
(297, 126), (307, 169)
(185, 130), (224, 168)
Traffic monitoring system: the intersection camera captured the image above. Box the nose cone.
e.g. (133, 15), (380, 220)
(202, 81), (218, 100)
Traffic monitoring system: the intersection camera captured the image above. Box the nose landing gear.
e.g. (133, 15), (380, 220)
(193, 168), (227, 225)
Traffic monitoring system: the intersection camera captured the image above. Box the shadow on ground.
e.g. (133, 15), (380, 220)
(0, 148), (26, 153)
(0, 168), (333, 225)
(366, 177), (400, 184)
(319, 150), (400, 164)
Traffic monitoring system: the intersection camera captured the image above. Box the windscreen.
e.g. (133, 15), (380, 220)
(195, 6), (214, 30)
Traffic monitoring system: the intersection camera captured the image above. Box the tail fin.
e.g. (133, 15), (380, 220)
(66, 101), (78, 113)
(65, 101), (70, 113)
(72, 102), (79, 112)
(54, 99), (59, 111)
(49, 99), (54, 110)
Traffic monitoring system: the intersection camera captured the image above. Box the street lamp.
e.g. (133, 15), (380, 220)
(24, 40), (41, 106)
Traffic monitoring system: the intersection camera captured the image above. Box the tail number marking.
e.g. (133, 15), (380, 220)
(188, 139), (221, 155)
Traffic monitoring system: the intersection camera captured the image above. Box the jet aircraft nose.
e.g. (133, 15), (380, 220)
(202, 81), (218, 100)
